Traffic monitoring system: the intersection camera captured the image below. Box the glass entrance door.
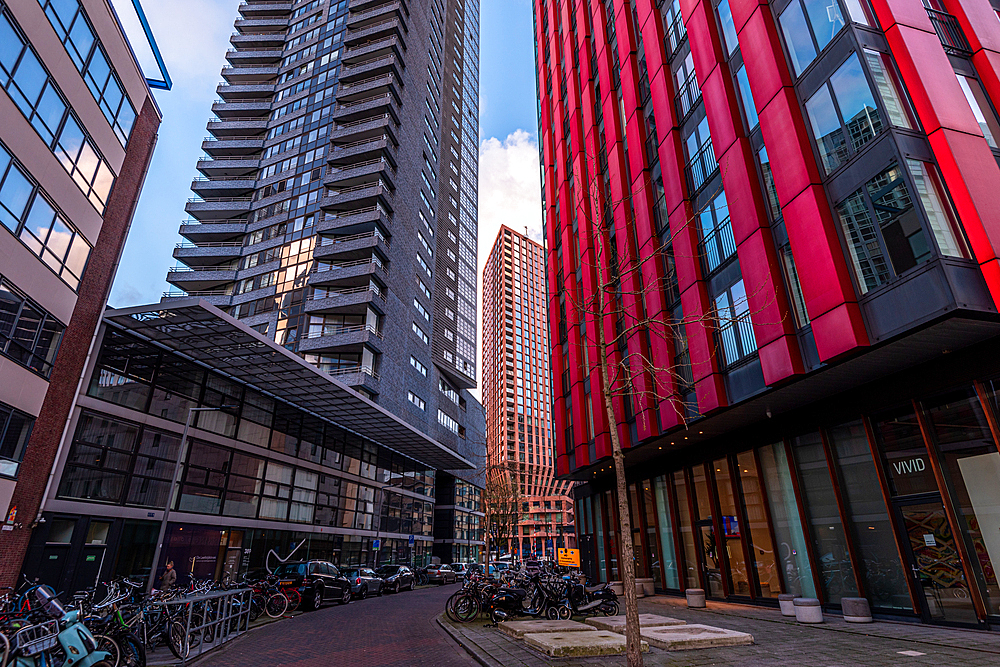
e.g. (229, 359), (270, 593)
(698, 521), (724, 597)
(897, 498), (979, 625)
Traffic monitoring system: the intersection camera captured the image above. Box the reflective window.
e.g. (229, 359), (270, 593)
(864, 50), (916, 130)
(715, 279), (757, 367)
(698, 190), (734, 274)
(735, 65), (758, 130)
(0, 275), (64, 377)
(653, 475), (680, 589)
(871, 405), (937, 497)
(674, 470), (700, 589)
(759, 443), (816, 597)
(716, 0), (739, 56)
(778, 2), (817, 76)
(836, 163), (928, 294)
(0, 400), (34, 478)
(737, 451), (779, 598)
(715, 458), (751, 595)
(956, 74), (1000, 150)
(906, 159), (969, 259)
(806, 54), (883, 173)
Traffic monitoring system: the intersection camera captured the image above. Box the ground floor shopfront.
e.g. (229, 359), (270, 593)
(575, 341), (1000, 629)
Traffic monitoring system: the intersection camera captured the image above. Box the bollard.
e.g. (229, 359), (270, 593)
(778, 594), (796, 617)
(793, 597), (823, 623)
(842, 597), (873, 623)
(686, 588), (706, 608)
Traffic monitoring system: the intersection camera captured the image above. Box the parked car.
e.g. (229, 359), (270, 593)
(468, 563), (497, 576)
(426, 563), (457, 584)
(376, 564), (415, 593)
(273, 560), (353, 610)
(489, 561), (510, 572)
(524, 560), (543, 576)
(343, 567), (385, 599)
(449, 562), (472, 580)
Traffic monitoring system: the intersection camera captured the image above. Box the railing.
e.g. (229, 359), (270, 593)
(316, 229), (390, 247)
(208, 116), (269, 123)
(334, 113), (392, 130)
(335, 92), (394, 110)
(699, 216), (737, 275)
(176, 241), (245, 248)
(342, 54), (397, 72)
(231, 30), (287, 37)
(926, 8), (972, 55)
(717, 311), (758, 369)
(322, 365), (380, 380)
(331, 135), (390, 151)
(309, 285), (387, 302)
(349, 0), (403, 21)
(347, 17), (402, 37)
(187, 196), (253, 203)
(151, 588), (252, 666)
(345, 37), (398, 53)
(181, 218), (249, 225)
(163, 289), (234, 298)
(302, 323), (383, 339)
(325, 181), (390, 196)
(339, 73), (396, 90)
(168, 265), (239, 272)
(222, 63), (281, 70)
(320, 203), (391, 221)
(198, 154), (261, 162)
(685, 139), (718, 193)
(203, 135), (265, 142)
(328, 157), (395, 174)
(313, 256), (387, 272)
(674, 70), (701, 121)
(192, 176), (257, 182)
(664, 9), (687, 56)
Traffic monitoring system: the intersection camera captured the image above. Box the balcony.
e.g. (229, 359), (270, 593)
(336, 73), (401, 103)
(309, 256), (389, 288)
(235, 17), (289, 32)
(206, 116), (268, 139)
(179, 219), (248, 244)
(185, 196), (252, 220)
(225, 48), (284, 66)
(173, 240), (244, 265)
(230, 31), (286, 50)
(664, 9), (687, 57)
(320, 364), (380, 394)
(313, 230), (391, 261)
(685, 139), (718, 194)
(201, 135), (265, 157)
(345, 17), (407, 48)
(342, 36), (405, 65)
(305, 285), (387, 315)
(324, 157), (396, 189)
(212, 99), (273, 117)
(320, 181), (394, 212)
(674, 70), (701, 121)
(298, 323), (384, 354)
(217, 82), (276, 101)
(315, 205), (392, 235)
(191, 176), (257, 198)
(221, 64), (279, 84)
(330, 114), (398, 145)
(348, 0), (408, 27)
(926, 8), (972, 56)
(196, 155), (260, 177)
(699, 216), (737, 276)
(237, 2), (292, 18)
(339, 53), (403, 83)
(161, 289), (233, 306)
(166, 265), (239, 291)
(331, 93), (400, 124)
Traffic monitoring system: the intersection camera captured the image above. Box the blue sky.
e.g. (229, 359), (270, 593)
(109, 0), (542, 307)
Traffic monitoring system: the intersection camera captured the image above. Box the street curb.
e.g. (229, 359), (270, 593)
(436, 614), (504, 667)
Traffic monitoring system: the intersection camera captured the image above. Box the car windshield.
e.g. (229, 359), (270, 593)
(377, 566), (400, 575)
(273, 563), (307, 577)
(344, 569), (360, 578)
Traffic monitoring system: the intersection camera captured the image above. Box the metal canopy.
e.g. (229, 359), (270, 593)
(103, 299), (472, 470)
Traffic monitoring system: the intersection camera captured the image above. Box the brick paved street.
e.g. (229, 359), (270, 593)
(441, 595), (1000, 667)
(194, 583), (475, 667)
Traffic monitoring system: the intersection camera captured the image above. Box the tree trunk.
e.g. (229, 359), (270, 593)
(595, 300), (643, 667)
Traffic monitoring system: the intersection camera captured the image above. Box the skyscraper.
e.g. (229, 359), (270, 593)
(482, 226), (572, 559)
(166, 0), (485, 562)
(0, 0), (165, 584)
(535, 0), (1000, 625)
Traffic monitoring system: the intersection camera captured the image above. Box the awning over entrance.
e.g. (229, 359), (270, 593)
(103, 299), (473, 471)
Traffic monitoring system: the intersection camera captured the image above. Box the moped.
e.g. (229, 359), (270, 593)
(2, 587), (112, 667)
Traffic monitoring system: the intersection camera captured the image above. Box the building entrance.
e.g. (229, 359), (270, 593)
(896, 497), (979, 625)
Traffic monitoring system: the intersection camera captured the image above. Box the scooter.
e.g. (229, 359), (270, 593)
(557, 577), (620, 618)
(486, 574), (561, 625)
(2, 587), (112, 667)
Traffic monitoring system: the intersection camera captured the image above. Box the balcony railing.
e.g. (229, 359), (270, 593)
(926, 8), (972, 55)
(302, 323), (383, 340)
(685, 139), (718, 193)
(664, 10), (687, 56)
(316, 229), (390, 247)
(717, 311), (758, 369)
(308, 285), (387, 302)
(699, 216), (737, 275)
(674, 70), (701, 121)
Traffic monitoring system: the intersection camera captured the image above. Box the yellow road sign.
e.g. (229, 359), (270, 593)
(557, 548), (580, 567)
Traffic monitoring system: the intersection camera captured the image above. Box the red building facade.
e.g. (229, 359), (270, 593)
(536, 0), (1000, 627)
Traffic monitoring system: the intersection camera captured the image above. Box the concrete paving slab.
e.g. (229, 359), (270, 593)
(523, 630), (649, 657)
(585, 613), (686, 632)
(640, 624), (754, 651)
(497, 619), (596, 638)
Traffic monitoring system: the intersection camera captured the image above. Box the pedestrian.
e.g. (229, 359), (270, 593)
(160, 560), (177, 590)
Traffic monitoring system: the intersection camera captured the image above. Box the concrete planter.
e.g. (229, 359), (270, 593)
(842, 597), (873, 623)
(793, 598), (823, 624)
(685, 588), (706, 608)
(638, 578), (656, 596)
(610, 581), (624, 596)
(778, 594), (796, 617)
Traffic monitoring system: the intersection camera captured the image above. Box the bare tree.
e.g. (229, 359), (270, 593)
(557, 148), (779, 665)
(482, 458), (523, 564)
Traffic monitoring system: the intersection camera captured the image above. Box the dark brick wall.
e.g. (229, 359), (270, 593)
(0, 98), (160, 586)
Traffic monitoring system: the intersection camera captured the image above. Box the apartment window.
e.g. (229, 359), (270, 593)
(410, 356), (427, 376)
(779, 0), (845, 75)
(716, 0), (739, 56)
(735, 65), (759, 130)
(412, 321), (429, 344)
(0, 276), (64, 378)
(955, 73), (1000, 150)
(408, 392), (426, 411)
(0, 400), (34, 478)
(413, 298), (430, 321)
(906, 159), (969, 260)
(715, 279), (757, 366)
(804, 53), (883, 174)
(0, 144), (91, 290)
(685, 116), (717, 192)
(863, 49), (916, 130)
(437, 409), (460, 435)
(36, 0), (137, 145)
(698, 190), (735, 274)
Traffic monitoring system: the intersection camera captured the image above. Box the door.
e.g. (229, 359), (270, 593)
(698, 521), (724, 598)
(896, 498), (980, 625)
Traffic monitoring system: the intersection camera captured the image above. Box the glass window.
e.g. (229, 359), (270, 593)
(0, 163), (33, 232)
(804, 0), (845, 49)
(780, 244), (810, 328)
(715, 457), (751, 595)
(779, 2), (817, 76)
(653, 475), (680, 589)
(716, 0), (739, 56)
(827, 421), (911, 610)
(735, 65), (758, 130)
(759, 442), (816, 596)
(956, 74), (1000, 150)
(792, 432), (859, 602)
(805, 86), (847, 173)
(871, 405), (937, 497)
(699, 190), (735, 273)
(736, 452), (780, 598)
(906, 159), (969, 259)
(864, 50), (915, 130)
(715, 279), (757, 366)
(673, 470), (700, 589)
(0, 402), (34, 478)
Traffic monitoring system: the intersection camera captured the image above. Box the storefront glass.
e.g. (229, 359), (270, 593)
(872, 405), (937, 497)
(654, 475), (680, 589)
(924, 387), (1000, 616)
(692, 465), (723, 596)
(642, 483), (661, 587)
(737, 451), (779, 598)
(827, 420), (911, 610)
(715, 457), (751, 596)
(595, 495), (606, 582)
(759, 442), (816, 597)
(629, 484), (650, 578)
(674, 470), (699, 589)
(792, 432), (859, 603)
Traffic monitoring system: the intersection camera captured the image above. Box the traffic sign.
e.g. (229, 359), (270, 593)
(557, 548), (580, 567)
(408, 534), (414, 546)
(373, 539), (381, 550)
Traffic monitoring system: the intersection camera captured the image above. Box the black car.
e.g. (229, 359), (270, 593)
(376, 565), (415, 593)
(273, 560), (352, 611)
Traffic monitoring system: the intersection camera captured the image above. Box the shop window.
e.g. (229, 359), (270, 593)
(827, 421), (911, 610)
(737, 451), (779, 598)
(955, 73), (1000, 150)
(835, 162), (929, 294)
(923, 387), (1000, 616)
(715, 458), (751, 595)
(758, 443), (816, 597)
(653, 476), (680, 589)
(871, 405), (937, 496)
(673, 470), (700, 589)
(805, 53), (883, 174)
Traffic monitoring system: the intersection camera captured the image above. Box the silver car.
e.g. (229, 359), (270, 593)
(343, 567), (385, 599)
(426, 563), (457, 584)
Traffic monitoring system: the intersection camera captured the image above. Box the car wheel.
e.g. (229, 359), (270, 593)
(339, 586), (351, 605)
(309, 586), (323, 611)
(408, 579), (414, 591)
(359, 585), (368, 600)
(394, 582), (400, 594)
(376, 584), (383, 597)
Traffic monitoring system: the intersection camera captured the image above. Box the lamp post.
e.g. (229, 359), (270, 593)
(147, 405), (235, 592)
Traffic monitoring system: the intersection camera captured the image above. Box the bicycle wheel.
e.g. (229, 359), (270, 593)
(284, 588), (301, 613)
(453, 593), (481, 623)
(119, 633), (147, 667)
(166, 620), (190, 660)
(265, 592), (288, 618)
(93, 634), (121, 667)
(249, 595), (263, 622)
(444, 591), (463, 622)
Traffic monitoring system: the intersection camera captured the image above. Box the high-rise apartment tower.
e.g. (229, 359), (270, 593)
(167, 0), (483, 465)
(536, 0), (1000, 626)
(0, 0), (164, 583)
(482, 226), (573, 559)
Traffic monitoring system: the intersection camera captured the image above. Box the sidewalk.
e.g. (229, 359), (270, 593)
(439, 594), (1000, 667)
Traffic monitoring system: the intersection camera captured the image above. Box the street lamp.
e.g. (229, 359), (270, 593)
(147, 405), (236, 592)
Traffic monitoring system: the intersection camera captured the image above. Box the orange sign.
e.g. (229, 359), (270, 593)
(557, 548), (580, 567)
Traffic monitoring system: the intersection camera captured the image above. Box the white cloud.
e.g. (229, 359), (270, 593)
(473, 129), (543, 397)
